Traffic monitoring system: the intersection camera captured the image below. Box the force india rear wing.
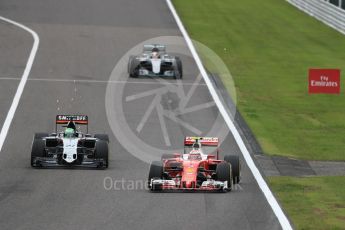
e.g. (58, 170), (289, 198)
(184, 136), (219, 147)
(56, 115), (88, 132)
(56, 115), (88, 124)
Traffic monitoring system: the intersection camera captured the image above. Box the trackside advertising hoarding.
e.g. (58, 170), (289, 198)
(309, 69), (340, 94)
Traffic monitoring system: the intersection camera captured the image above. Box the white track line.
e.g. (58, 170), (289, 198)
(0, 17), (39, 152)
(166, 1), (293, 229)
(0, 77), (208, 86)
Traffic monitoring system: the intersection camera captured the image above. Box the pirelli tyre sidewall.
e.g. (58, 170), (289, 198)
(224, 155), (241, 184)
(148, 161), (163, 190)
(175, 57), (183, 79)
(216, 162), (233, 191)
(31, 138), (46, 167)
(128, 55), (140, 78)
(95, 140), (109, 168)
(128, 55), (134, 73)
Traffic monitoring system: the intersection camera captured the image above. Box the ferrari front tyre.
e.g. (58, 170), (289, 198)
(216, 162), (233, 191)
(224, 155), (241, 184)
(31, 139), (46, 167)
(94, 140), (109, 168)
(94, 134), (109, 143)
(148, 161), (163, 190)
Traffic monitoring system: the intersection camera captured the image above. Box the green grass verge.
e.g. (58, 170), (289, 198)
(269, 176), (345, 230)
(173, 0), (345, 160)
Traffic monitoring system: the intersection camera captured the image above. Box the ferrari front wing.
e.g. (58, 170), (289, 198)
(149, 179), (230, 192)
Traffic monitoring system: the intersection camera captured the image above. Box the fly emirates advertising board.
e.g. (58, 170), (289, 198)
(309, 69), (340, 94)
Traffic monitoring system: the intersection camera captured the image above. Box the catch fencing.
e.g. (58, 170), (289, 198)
(287, 0), (345, 35)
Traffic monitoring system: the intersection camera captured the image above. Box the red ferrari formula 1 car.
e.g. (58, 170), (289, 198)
(148, 137), (241, 192)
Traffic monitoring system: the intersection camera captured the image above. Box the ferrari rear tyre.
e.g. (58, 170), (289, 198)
(224, 155), (241, 184)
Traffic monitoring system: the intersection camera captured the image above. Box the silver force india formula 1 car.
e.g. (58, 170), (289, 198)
(31, 115), (109, 169)
(148, 137), (241, 192)
(128, 44), (183, 79)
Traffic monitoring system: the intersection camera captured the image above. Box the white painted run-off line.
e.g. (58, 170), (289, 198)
(166, 0), (293, 229)
(0, 16), (40, 152)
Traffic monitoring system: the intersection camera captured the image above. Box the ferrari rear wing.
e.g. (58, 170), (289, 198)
(56, 115), (88, 132)
(184, 136), (219, 147)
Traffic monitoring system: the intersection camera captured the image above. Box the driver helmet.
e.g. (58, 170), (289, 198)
(192, 141), (200, 150)
(151, 47), (160, 59)
(64, 128), (75, 138)
(188, 152), (202, 160)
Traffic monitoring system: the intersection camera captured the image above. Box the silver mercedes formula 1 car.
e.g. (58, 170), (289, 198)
(128, 44), (183, 79)
(31, 115), (109, 169)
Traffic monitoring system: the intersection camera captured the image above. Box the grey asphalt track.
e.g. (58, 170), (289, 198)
(0, 0), (283, 229)
(0, 22), (32, 126)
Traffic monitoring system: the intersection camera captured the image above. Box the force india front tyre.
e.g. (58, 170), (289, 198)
(31, 139), (46, 167)
(94, 140), (109, 168)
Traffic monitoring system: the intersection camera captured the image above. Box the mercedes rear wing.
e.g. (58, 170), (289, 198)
(143, 44), (166, 53)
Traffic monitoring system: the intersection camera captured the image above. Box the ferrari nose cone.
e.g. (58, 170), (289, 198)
(181, 161), (199, 188)
(182, 180), (196, 188)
